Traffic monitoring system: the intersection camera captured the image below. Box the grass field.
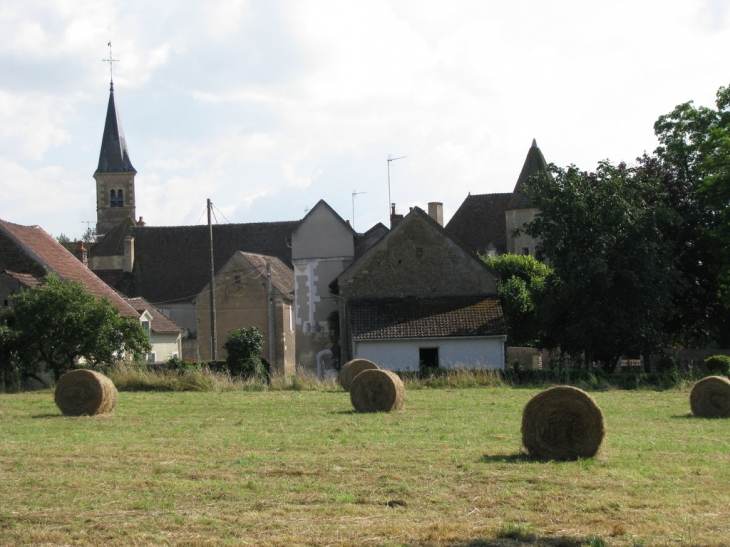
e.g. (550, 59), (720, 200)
(0, 386), (728, 546)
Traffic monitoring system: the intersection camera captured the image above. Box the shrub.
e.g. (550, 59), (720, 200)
(166, 356), (202, 374)
(704, 355), (730, 376)
(223, 327), (264, 379)
(654, 355), (677, 372)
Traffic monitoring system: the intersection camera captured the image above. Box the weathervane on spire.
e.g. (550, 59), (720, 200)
(103, 41), (119, 89)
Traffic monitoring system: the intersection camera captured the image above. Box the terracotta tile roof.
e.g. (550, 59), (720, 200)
(1, 270), (41, 288)
(125, 296), (184, 334)
(445, 193), (512, 255)
(0, 219), (138, 317)
(351, 295), (505, 340)
(234, 252), (294, 297)
(102, 221), (299, 305)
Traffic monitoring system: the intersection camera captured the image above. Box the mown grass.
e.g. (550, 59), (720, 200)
(0, 386), (728, 546)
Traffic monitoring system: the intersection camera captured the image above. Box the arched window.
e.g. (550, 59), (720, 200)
(110, 189), (117, 207)
(117, 189), (124, 207)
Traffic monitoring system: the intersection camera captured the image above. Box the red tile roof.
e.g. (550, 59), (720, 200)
(350, 295), (506, 340)
(1, 270), (41, 288)
(0, 219), (138, 317)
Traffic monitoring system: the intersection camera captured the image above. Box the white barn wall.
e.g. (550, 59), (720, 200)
(354, 337), (506, 372)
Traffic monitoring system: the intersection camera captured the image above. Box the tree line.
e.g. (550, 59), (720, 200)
(485, 84), (730, 372)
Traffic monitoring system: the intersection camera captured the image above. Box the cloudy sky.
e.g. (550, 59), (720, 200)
(1, 0), (728, 239)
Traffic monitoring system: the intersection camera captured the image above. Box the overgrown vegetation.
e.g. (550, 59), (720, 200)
(1, 388), (727, 545)
(222, 326), (265, 379)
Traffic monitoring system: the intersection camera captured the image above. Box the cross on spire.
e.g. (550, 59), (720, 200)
(103, 41), (119, 89)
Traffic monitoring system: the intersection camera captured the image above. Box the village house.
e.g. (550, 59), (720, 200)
(124, 296), (185, 362)
(332, 206), (507, 371)
(446, 139), (549, 257)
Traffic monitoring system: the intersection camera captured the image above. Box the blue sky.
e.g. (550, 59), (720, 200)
(1, 0), (728, 238)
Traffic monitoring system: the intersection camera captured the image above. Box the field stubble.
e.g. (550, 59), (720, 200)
(0, 387), (728, 546)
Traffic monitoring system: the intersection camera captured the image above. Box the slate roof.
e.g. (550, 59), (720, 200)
(1, 270), (41, 288)
(0, 219), (138, 317)
(125, 296), (184, 334)
(96, 83), (136, 174)
(350, 295), (505, 340)
(445, 192), (512, 255)
(122, 221), (299, 305)
(506, 139), (550, 210)
(91, 216), (136, 256)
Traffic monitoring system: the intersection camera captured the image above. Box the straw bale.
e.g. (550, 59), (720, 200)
(339, 359), (379, 391)
(350, 369), (404, 412)
(690, 376), (730, 418)
(521, 385), (605, 460)
(54, 369), (118, 416)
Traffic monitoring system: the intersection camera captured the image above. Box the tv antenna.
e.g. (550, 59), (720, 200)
(352, 190), (367, 230)
(103, 41), (119, 85)
(387, 154), (406, 217)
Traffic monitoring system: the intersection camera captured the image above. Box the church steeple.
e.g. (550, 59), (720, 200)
(96, 83), (136, 174)
(94, 83), (137, 237)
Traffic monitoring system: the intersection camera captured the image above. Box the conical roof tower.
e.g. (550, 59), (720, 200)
(94, 82), (137, 237)
(506, 139), (549, 210)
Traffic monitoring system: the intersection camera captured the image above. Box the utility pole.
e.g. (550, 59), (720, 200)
(352, 190), (366, 230)
(387, 154), (406, 218)
(266, 262), (276, 370)
(207, 199), (217, 360)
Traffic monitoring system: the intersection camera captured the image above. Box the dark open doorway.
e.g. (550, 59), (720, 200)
(419, 347), (439, 373)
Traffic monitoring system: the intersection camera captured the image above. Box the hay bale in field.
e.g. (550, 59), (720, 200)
(350, 369), (404, 413)
(54, 369), (118, 416)
(339, 358), (379, 391)
(690, 376), (730, 418)
(521, 385), (605, 460)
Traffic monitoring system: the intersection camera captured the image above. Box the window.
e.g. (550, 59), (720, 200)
(141, 320), (151, 339)
(110, 189), (124, 207)
(522, 247), (530, 256)
(117, 189), (124, 206)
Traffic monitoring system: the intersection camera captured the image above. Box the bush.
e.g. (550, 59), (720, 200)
(704, 355), (730, 376)
(223, 327), (264, 379)
(654, 355), (677, 372)
(166, 356), (202, 374)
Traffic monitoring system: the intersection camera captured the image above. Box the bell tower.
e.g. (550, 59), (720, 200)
(94, 81), (137, 237)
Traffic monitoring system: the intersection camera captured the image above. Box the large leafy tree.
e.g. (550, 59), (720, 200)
(654, 84), (730, 345)
(0, 275), (150, 383)
(523, 161), (682, 372)
(482, 254), (551, 347)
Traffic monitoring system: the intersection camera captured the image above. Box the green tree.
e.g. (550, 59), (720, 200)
(482, 254), (550, 347)
(0, 274), (151, 383)
(326, 310), (341, 369)
(654, 84), (730, 345)
(523, 161), (682, 372)
(223, 326), (264, 378)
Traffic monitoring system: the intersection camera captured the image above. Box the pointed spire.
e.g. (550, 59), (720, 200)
(96, 85), (135, 174)
(507, 139), (549, 210)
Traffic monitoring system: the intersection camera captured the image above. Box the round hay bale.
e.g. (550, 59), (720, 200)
(350, 369), (404, 413)
(521, 385), (605, 460)
(690, 376), (730, 418)
(339, 359), (379, 391)
(54, 369), (118, 416)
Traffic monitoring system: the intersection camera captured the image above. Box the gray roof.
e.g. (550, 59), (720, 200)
(105, 221), (299, 305)
(351, 295), (505, 340)
(96, 83), (136, 174)
(506, 139), (549, 210)
(445, 192), (512, 255)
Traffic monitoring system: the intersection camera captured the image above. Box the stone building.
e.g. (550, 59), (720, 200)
(195, 252), (295, 375)
(446, 139), (549, 257)
(332, 207), (506, 371)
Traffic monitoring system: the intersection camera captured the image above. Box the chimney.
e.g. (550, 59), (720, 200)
(74, 241), (88, 266)
(123, 236), (135, 273)
(390, 203), (404, 229)
(428, 202), (443, 226)
(138, 216), (146, 227)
